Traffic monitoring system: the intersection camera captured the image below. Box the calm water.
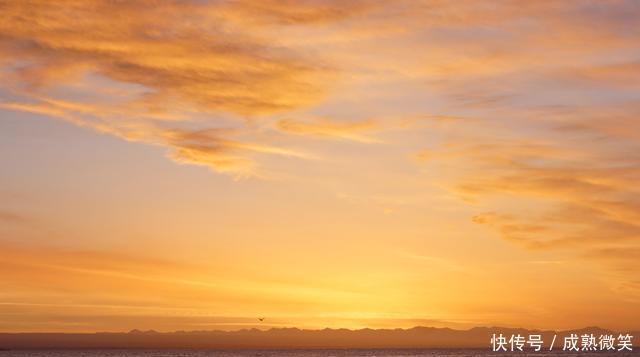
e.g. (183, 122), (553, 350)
(0, 350), (637, 357)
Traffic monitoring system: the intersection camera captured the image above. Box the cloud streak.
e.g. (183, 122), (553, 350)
(277, 117), (381, 143)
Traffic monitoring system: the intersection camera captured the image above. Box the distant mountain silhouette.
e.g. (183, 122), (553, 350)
(127, 329), (159, 335)
(0, 326), (637, 349)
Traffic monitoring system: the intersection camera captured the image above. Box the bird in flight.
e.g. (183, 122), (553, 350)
(258, 317), (265, 322)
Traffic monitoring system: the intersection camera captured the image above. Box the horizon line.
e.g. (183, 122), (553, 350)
(2, 325), (638, 335)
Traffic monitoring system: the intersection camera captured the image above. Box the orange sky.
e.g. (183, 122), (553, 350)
(1, 0), (640, 333)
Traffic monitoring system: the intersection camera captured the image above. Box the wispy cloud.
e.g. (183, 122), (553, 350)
(0, 0), (350, 176)
(420, 103), (640, 296)
(277, 117), (380, 143)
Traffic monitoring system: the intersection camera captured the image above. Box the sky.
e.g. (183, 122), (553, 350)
(0, 0), (639, 333)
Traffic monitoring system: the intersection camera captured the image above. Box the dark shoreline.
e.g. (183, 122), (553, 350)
(1, 326), (638, 350)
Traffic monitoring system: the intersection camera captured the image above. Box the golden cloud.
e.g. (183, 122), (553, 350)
(0, 0), (333, 114)
(277, 117), (380, 143)
(420, 105), (640, 295)
(0, 0), (349, 176)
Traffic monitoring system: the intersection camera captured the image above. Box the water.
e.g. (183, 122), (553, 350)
(0, 350), (637, 357)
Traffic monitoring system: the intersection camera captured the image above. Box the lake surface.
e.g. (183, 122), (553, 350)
(0, 350), (637, 357)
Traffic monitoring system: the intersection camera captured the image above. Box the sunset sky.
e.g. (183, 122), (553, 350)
(1, 0), (640, 333)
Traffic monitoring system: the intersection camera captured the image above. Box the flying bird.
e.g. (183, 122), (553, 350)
(258, 317), (265, 322)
